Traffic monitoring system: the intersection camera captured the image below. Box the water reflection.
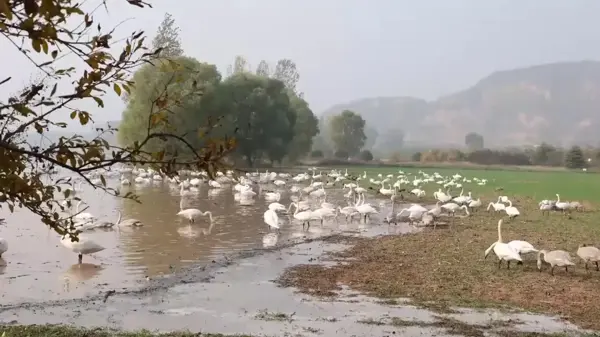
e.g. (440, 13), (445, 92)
(0, 258), (6, 275)
(262, 233), (278, 248)
(64, 263), (103, 283)
(0, 178), (389, 304)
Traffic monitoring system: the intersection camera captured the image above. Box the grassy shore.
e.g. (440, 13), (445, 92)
(277, 194), (600, 330)
(0, 325), (251, 337)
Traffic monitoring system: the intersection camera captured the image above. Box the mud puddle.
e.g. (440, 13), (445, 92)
(0, 225), (589, 337)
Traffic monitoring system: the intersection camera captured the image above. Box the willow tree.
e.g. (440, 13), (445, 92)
(0, 0), (235, 237)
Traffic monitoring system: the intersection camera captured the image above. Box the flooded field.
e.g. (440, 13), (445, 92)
(0, 179), (392, 304)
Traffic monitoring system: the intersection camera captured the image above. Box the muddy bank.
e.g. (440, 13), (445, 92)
(0, 222), (589, 337)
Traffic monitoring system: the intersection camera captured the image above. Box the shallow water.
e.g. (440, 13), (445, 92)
(0, 239), (585, 336)
(0, 177), (398, 304)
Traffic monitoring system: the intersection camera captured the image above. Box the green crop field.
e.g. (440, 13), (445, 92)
(331, 165), (599, 203)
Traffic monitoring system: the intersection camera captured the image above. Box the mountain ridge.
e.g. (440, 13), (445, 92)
(321, 60), (600, 147)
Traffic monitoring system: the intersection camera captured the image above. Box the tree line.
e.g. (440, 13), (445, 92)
(119, 14), (382, 167)
(406, 144), (590, 169)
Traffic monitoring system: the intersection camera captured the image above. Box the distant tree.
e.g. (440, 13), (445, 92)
(273, 59), (300, 94)
(286, 95), (319, 162)
(328, 110), (367, 156)
(363, 126), (379, 150)
(465, 132), (484, 151)
(334, 150), (349, 159)
(123, 12), (183, 103)
(359, 150), (374, 161)
(255, 60), (271, 77)
(533, 143), (555, 165)
(152, 13), (184, 58)
(376, 128), (405, 154)
(565, 146), (586, 169)
(411, 152), (422, 162)
(311, 150), (324, 158)
(232, 55), (250, 75)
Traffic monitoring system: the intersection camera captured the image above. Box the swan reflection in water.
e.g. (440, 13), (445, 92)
(0, 258), (6, 275)
(262, 233), (278, 248)
(63, 262), (103, 292)
(177, 222), (216, 239)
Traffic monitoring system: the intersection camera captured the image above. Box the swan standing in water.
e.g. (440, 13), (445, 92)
(484, 219), (522, 269)
(263, 209), (280, 232)
(176, 199), (213, 224)
(0, 219), (7, 258)
(60, 231), (105, 264)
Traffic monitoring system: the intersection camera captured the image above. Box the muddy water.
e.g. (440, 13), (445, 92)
(0, 238), (585, 336)
(0, 179), (395, 304)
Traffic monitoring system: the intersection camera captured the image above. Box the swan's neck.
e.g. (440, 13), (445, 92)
(497, 221), (503, 243)
(116, 211), (122, 225)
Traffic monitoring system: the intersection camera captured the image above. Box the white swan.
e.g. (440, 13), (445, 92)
(484, 219), (523, 268)
(60, 232), (105, 264)
(290, 202), (313, 230)
(115, 211), (143, 227)
(504, 200), (520, 219)
(0, 218), (7, 257)
(576, 244), (600, 271)
(537, 249), (575, 275)
(176, 199), (213, 223)
(263, 209), (280, 231)
(74, 201), (96, 222)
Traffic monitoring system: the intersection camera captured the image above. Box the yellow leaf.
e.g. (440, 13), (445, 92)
(70, 111), (76, 119)
(42, 40), (49, 54)
(78, 112), (89, 125)
(113, 83), (121, 96)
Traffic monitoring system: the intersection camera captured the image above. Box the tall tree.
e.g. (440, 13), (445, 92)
(287, 96), (319, 162)
(328, 110), (367, 156)
(215, 73), (296, 166)
(0, 0), (233, 235)
(233, 55), (249, 75)
(119, 56), (223, 158)
(273, 59), (300, 94)
(152, 13), (184, 58)
(255, 60), (271, 77)
(465, 132), (485, 151)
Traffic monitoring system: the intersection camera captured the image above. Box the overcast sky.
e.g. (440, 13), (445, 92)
(2, 0), (600, 129)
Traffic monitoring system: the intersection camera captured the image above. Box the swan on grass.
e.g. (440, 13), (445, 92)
(176, 199), (213, 224)
(504, 200), (520, 219)
(576, 244), (600, 271)
(60, 231), (105, 264)
(484, 219), (522, 269)
(537, 249), (575, 275)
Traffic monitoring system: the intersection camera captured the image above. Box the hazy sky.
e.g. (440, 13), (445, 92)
(2, 0), (600, 128)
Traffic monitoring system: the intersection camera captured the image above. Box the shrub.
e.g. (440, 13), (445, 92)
(359, 150), (374, 161)
(334, 150), (349, 159)
(310, 150), (324, 158)
(411, 152), (422, 162)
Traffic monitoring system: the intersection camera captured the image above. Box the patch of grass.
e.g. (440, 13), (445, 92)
(0, 325), (251, 337)
(254, 309), (295, 322)
(278, 196), (600, 330)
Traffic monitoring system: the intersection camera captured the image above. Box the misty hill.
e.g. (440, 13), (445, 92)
(321, 61), (600, 147)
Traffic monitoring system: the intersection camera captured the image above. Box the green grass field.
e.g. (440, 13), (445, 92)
(337, 165), (599, 203)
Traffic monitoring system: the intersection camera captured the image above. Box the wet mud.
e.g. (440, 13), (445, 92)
(0, 219), (589, 337)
